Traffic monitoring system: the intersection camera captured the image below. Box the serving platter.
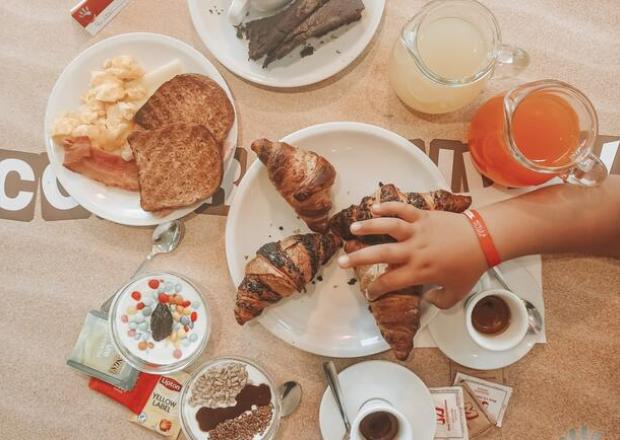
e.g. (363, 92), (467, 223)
(44, 32), (238, 226)
(226, 121), (448, 358)
(187, 0), (385, 88)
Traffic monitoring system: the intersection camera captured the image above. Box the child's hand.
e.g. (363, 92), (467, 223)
(337, 202), (488, 309)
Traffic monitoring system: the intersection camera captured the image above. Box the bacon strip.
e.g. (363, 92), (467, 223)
(62, 136), (139, 191)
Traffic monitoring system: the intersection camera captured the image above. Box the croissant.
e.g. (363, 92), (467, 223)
(329, 183), (472, 240)
(252, 138), (337, 233)
(344, 239), (421, 361)
(235, 232), (342, 325)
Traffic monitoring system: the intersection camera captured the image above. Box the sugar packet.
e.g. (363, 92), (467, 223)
(449, 361), (507, 385)
(460, 383), (495, 438)
(430, 386), (469, 440)
(130, 371), (190, 438)
(453, 372), (513, 427)
(71, 0), (132, 35)
(67, 310), (138, 390)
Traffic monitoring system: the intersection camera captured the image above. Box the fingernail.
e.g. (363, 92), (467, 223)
(350, 222), (361, 232)
(337, 255), (350, 267)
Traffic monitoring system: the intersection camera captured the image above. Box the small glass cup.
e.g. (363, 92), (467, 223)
(468, 79), (608, 187)
(108, 271), (211, 375)
(179, 356), (281, 440)
(389, 0), (529, 114)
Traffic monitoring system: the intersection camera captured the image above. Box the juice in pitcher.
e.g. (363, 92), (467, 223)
(468, 80), (606, 187)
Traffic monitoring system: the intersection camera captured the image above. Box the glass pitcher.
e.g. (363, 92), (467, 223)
(389, 0), (529, 114)
(468, 79), (608, 187)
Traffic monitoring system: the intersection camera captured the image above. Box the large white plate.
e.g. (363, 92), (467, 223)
(44, 32), (238, 226)
(226, 122), (448, 358)
(187, 0), (385, 88)
(428, 260), (545, 370)
(319, 360), (436, 440)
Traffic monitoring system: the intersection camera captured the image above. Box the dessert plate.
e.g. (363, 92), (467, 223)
(226, 122), (447, 358)
(187, 0), (385, 88)
(44, 32), (238, 226)
(319, 360), (436, 440)
(428, 259), (546, 370)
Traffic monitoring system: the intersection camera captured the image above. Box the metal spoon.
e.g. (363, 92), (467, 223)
(100, 220), (185, 313)
(278, 381), (302, 417)
(489, 266), (544, 334)
(323, 361), (351, 440)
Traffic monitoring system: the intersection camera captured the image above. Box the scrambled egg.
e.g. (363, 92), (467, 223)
(52, 55), (147, 153)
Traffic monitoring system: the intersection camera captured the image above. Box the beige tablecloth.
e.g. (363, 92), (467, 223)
(1, 1), (619, 439)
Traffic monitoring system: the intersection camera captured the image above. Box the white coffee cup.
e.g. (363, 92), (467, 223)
(228, 0), (293, 24)
(465, 288), (529, 352)
(350, 398), (413, 440)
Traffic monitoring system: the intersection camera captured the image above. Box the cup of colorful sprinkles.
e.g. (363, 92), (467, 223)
(179, 357), (281, 440)
(109, 272), (211, 374)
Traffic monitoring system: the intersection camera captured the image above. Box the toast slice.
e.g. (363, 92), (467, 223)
(128, 123), (223, 212)
(134, 74), (234, 145)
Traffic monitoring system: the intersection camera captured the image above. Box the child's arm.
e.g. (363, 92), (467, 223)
(338, 176), (620, 309)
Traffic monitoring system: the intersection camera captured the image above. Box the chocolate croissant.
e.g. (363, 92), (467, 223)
(235, 233), (342, 325)
(329, 183), (472, 240)
(252, 138), (336, 233)
(344, 239), (421, 361)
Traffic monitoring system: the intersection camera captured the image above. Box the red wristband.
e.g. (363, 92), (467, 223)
(463, 209), (501, 268)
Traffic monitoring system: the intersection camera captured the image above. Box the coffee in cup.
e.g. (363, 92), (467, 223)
(465, 289), (528, 352)
(351, 399), (412, 440)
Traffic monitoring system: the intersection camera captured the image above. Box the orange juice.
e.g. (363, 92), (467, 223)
(468, 92), (581, 187)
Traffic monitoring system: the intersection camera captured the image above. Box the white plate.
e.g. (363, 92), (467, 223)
(44, 32), (238, 226)
(226, 121), (448, 358)
(187, 0), (385, 88)
(319, 360), (436, 440)
(428, 261), (545, 370)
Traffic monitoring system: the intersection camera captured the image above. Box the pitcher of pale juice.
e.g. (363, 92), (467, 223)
(390, 0), (529, 114)
(468, 79), (608, 187)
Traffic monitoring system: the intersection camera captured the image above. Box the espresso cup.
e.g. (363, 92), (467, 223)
(350, 398), (413, 440)
(465, 288), (529, 352)
(228, 0), (292, 24)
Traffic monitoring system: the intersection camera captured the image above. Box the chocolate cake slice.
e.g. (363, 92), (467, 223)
(264, 0), (365, 67)
(245, 0), (329, 61)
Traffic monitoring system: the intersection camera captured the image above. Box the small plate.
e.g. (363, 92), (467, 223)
(319, 360), (436, 440)
(428, 260), (544, 370)
(187, 0), (385, 88)
(226, 122), (447, 358)
(44, 32), (238, 226)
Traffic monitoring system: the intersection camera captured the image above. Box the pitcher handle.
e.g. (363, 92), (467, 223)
(228, 0), (250, 25)
(563, 152), (609, 187)
(493, 44), (530, 79)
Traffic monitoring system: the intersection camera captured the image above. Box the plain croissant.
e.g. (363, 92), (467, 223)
(329, 183), (472, 240)
(235, 232), (342, 325)
(252, 138), (337, 233)
(344, 239), (421, 361)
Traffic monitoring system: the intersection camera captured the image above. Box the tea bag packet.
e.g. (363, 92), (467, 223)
(89, 373), (161, 414)
(129, 371), (190, 437)
(453, 373), (513, 427)
(449, 361), (507, 385)
(430, 386), (469, 440)
(67, 310), (139, 390)
(459, 383), (495, 439)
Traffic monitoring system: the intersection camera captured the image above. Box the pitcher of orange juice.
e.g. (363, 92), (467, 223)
(468, 79), (608, 187)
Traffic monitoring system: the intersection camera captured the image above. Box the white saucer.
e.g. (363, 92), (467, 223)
(319, 360), (436, 440)
(428, 260), (544, 370)
(187, 0), (385, 88)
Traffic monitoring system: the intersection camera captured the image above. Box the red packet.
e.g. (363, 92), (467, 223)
(89, 372), (160, 414)
(71, 0), (131, 35)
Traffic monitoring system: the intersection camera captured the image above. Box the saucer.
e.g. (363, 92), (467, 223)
(428, 260), (543, 370)
(319, 360), (436, 440)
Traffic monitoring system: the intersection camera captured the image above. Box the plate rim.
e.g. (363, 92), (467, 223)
(318, 360), (437, 440)
(225, 121), (448, 357)
(43, 31), (239, 226)
(187, 0), (386, 88)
